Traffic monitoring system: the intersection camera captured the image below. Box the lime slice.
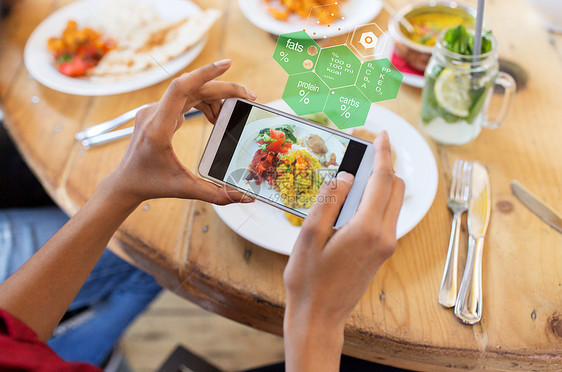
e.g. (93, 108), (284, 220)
(434, 68), (471, 118)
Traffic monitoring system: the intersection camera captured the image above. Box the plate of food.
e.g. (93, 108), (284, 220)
(225, 114), (348, 215)
(238, 0), (383, 38)
(24, 0), (220, 96)
(213, 100), (438, 255)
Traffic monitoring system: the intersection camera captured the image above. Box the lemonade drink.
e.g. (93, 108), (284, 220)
(420, 27), (499, 145)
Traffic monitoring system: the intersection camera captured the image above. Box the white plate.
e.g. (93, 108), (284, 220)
(24, 0), (206, 96)
(238, 0), (382, 38)
(380, 32), (426, 88)
(213, 100), (438, 255)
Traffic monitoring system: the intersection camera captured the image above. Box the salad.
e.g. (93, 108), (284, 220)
(246, 124), (297, 185)
(255, 125), (296, 153)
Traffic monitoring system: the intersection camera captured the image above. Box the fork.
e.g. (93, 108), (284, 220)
(439, 160), (472, 308)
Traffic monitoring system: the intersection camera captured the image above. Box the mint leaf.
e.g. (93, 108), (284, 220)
(481, 37), (492, 53)
(443, 26), (493, 56)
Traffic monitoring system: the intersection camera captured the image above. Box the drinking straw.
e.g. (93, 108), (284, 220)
(473, 0), (485, 56)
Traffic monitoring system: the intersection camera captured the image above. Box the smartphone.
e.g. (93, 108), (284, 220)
(199, 98), (374, 229)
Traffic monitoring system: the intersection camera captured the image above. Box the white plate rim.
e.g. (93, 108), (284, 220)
(24, 0), (207, 96)
(238, 0), (383, 38)
(213, 99), (438, 255)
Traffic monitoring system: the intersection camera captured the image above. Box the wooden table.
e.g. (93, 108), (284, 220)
(2, 0), (561, 370)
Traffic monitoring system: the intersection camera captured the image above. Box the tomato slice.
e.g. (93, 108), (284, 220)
(269, 128), (285, 140)
(266, 138), (284, 152)
(278, 141), (292, 153)
(58, 62), (76, 77)
(71, 57), (89, 76)
(57, 55), (92, 77)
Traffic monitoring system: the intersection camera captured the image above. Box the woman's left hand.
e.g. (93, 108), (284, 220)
(108, 59), (257, 207)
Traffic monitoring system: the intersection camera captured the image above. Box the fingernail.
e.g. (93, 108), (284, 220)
(242, 196), (255, 203)
(214, 59), (231, 67)
(246, 88), (258, 100)
(336, 171), (354, 184)
(380, 130), (389, 140)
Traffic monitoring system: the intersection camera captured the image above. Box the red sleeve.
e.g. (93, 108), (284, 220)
(0, 308), (101, 372)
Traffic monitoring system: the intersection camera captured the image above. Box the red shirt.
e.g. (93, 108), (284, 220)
(0, 308), (101, 372)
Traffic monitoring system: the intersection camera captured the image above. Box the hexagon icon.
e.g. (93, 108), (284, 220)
(315, 45), (361, 89)
(359, 32), (377, 49)
(307, 3), (343, 27)
(283, 72), (329, 116)
(324, 86), (370, 129)
(304, 3), (347, 42)
(356, 58), (403, 102)
(274, 31), (320, 75)
(348, 22), (386, 61)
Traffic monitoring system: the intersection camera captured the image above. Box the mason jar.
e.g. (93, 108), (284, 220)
(420, 28), (516, 145)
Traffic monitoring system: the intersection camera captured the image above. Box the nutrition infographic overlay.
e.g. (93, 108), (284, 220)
(275, 31), (403, 129)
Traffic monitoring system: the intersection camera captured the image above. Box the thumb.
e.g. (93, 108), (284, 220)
(299, 172), (354, 246)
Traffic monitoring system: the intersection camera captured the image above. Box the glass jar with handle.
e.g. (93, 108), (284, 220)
(420, 28), (516, 145)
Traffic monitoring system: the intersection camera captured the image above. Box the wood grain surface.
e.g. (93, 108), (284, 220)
(1, 0), (561, 370)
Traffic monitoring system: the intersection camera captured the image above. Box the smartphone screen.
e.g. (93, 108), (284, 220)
(207, 100), (368, 217)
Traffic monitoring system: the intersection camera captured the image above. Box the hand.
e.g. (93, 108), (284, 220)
(108, 59), (257, 207)
(283, 131), (405, 372)
(0, 60), (259, 343)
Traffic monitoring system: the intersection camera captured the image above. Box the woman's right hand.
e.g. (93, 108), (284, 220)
(283, 131), (405, 372)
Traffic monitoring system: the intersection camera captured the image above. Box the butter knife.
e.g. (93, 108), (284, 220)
(454, 162), (491, 324)
(511, 180), (562, 234)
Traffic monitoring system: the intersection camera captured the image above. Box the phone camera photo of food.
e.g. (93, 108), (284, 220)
(208, 101), (367, 225)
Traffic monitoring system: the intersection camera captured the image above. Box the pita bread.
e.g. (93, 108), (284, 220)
(89, 7), (221, 79)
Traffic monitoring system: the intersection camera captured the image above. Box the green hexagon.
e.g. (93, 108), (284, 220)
(282, 72), (330, 116)
(274, 31), (320, 75)
(356, 58), (403, 102)
(324, 86), (370, 129)
(315, 45), (361, 89)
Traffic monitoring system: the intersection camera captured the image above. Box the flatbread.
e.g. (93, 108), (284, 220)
(89, 7), (221, 79)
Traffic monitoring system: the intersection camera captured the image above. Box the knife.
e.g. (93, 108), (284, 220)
(511, 180), (562, 234)
(454, 162), (491, 324)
